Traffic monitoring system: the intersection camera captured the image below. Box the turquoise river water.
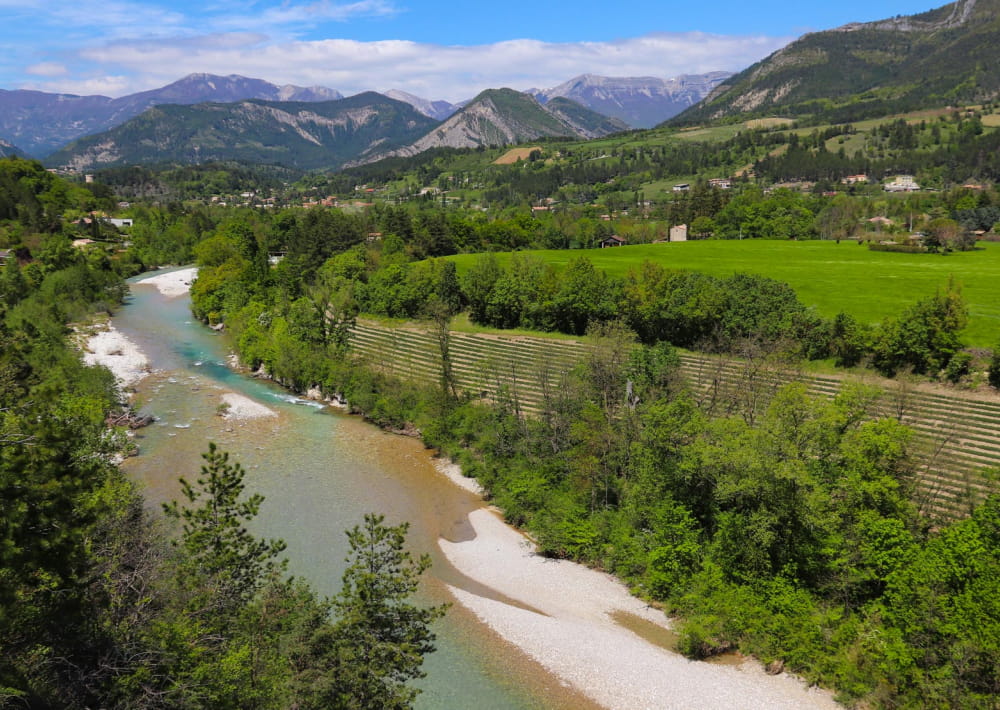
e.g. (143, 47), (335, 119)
(114, 270), (599, 710)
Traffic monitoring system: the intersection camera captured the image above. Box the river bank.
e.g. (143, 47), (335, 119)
(82, 268), (200, 392)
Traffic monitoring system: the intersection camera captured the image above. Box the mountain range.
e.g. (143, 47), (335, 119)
(673, 0), (999, 125)
(0, 74), (343, 157)
(367, 89), (629, 165)
(45, 93), (438, 172)
(2, 71), (726, 160)
(383, 90), (461, 121)
(47, 88), (629, 172)
(533, 73), (732, 129)
(12, 0), (995, 173)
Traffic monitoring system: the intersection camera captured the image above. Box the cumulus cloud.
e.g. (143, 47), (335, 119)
(34, 32), (790, 100)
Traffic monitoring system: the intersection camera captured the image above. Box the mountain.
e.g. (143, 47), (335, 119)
(45, 93), (438, 171)
(534, 72), (732, 128)
(542, 97), (632, 136)
(674, 0), (999, 125)
(0, 74), (342, 157)
(376, 88), (626, 163)
(0, 138), (24, 158)
(383, 90), (460, 121)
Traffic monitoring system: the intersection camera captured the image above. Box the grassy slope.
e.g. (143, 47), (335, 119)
(449, 240), (1000, 347)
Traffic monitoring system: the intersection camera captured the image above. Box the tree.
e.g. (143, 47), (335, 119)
(163, 443), (287, 608)
(460, 253), (501, 324)
(690, 215), (717, 239)
(872, 280), (968, 377)
(991, 343), (1000, 390)
(296, 514), (447, 709)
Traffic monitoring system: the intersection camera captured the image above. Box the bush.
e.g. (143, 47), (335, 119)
(944, 351), (973, 384)
(990, 346), (1000, 389)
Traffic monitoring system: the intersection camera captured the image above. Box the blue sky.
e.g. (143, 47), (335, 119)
(0, 0), (943, 101)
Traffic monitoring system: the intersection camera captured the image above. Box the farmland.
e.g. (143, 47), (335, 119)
(448, 240), (1000, 346)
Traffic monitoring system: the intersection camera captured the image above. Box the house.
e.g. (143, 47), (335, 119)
(106, 218), (133, 228)
(598, 235), (627, 248)
(670, 224), (688, 242)
(867, 216), (894, 228)
(672, 183), (690, 193)
(0, 249), (11, 266)
(708, 178), (731, 190)
(884, 175), (920, 192)
(842, 174), (869, 185)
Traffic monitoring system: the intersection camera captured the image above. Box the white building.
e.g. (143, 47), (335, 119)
(884, 175), (920, 192)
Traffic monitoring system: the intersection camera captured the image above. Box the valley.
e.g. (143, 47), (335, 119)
(5, 0), (1000, 708)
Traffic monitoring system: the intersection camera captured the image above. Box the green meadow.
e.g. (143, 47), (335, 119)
(448, 240), (1000, 347)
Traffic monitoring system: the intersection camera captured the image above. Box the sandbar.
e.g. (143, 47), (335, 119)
(220, 392), (278, 420)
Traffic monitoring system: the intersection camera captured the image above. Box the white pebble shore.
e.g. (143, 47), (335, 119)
(440, 508), (842, 710)
(83, 326), (150, 389)
(136, 267), (199, 297)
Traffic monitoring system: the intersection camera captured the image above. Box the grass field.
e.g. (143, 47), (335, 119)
(448, 240), (1000, 347)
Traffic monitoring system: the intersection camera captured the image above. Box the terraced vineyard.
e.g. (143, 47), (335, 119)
(348, 320), (1000, 520)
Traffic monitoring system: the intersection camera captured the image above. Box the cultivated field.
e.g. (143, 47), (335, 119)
(494, 146), (543, 164)
(348, 319), (1000, 520)
(448, 240), (1000, 346)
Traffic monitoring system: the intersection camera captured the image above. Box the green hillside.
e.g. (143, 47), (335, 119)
(675, 0), (1000, 126)
(544, 96), (631, 137)
(448, 240), (1000, 346)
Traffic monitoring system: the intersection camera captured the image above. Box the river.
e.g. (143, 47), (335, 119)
(110, 267), (841, 710)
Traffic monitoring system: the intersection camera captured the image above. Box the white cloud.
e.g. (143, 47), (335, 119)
(25, 62), (68, 77)
(34, 31), (790, 100)
(215, 0), (399, 30)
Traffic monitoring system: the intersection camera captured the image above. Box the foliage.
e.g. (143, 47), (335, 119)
(872, 279), (968, 376)
(294, 515), (447, 709)
(163, 443), (288, 606)
(0, 174), (446, 707)
(990, 341), (1000, 389)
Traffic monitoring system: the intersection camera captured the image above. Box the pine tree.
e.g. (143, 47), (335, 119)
(295, 514), (447, 709)
(163, 442), (286, 607)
